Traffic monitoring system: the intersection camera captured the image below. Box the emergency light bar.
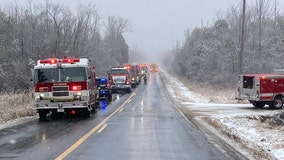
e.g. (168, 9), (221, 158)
(39, 58), (80, 64)
(124, 66), (131, 69)
(100, 78), (107, 82)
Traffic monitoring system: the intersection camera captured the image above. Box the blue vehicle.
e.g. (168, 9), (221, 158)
(96, 77), (112, 102)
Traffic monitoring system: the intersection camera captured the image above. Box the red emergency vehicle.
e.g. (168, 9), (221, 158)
(150, 63), (158, 72)
(124, 64), (140, 88)
(108, 67), (132, 93)
(138, 64), (148, 82)
(33, 58), (98, 121)
(236, 72), (284, 109)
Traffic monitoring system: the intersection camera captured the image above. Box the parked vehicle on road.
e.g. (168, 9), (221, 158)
(108, 67), (132, 93)
(150, 63), (158, 72)
(96, 77), (112, 102)
(32, 58), (98, 121)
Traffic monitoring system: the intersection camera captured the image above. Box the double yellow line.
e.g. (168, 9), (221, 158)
(55, 92), (135, 160)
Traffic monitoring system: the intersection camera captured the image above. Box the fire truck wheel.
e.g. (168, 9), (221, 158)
(252, 101), (265, 108)
(51, 109), (59, 119)
(84, 109), (91, 118)
(38, 110), (48, 122)
(108, 95), (112, 102)
(131, 84), (136, 88)
(269, 96), (283, 109)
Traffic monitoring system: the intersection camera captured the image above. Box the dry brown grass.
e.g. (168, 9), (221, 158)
(176, 76), (245, 104)
(0, 91), (36, 124)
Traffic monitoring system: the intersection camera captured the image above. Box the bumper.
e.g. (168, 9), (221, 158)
(35, 101), (89, 110)
(111, 84), (131, 89)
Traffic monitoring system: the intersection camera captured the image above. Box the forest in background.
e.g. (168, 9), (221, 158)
(165, 0), (284, 88)
(0, 1), (130, 92)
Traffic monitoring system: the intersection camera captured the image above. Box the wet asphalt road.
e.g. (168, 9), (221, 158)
(0, 72), (229, 160)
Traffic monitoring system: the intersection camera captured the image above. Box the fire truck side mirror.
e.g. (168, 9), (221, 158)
(30, 78), (33, 82)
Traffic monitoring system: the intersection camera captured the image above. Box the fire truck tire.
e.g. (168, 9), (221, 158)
(51, 109), (59, 119)
(38, 110), (48, 121)
(269, 96), (283, 109)
(131, 84), (136, 88)
(91, 103), (98, 113)
(252, 101), (265, 108)
(108, 95), (112, 102)
(83, 109), (91, 118)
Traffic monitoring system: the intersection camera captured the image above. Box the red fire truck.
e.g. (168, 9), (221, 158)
(124, 64), (140, 88)
(236, 72), (284, 109)
(138, 63), (148, 82)
(150, 63), (158, 72)
(108, 67), (132, 93)
(33, 58), (98, 121)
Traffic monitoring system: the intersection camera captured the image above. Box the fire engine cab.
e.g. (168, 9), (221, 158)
(108, 67), (132, 93)
(33, 58), (98, 121)
(236, 71), (284, 109)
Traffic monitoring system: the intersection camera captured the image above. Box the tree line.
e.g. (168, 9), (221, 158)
(0, 1), (130, 92)
(165, 0), (284, 87)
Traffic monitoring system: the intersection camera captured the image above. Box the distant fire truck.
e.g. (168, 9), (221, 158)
(138, 63), (148, 81)
(32, 58), (98, 121)
(108, 67), (132, 93)
(124, 64), (140, 88)
(236, 71), (284, 109)
(150, 63), (158, 72)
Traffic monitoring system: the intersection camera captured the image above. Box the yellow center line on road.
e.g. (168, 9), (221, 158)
(55, 91), (136, 160)
(119, 107), (124, 112)
(97, 124), (108, 133)
(126, 99), (132, 104)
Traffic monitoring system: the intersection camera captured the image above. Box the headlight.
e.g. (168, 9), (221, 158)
(74, 92), (82, 101)
(76, 92), (82, 96)
(39, 93), (49, 100)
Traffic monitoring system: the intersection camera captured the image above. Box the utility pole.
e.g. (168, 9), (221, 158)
(239, 0), (246, 74)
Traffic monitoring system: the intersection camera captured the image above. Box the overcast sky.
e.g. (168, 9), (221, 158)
(0, 0), (284, 56)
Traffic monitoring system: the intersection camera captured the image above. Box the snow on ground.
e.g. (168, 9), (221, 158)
(159, 68), (284, 160)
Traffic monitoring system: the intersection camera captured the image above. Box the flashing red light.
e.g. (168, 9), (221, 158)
(62, 58), (80, 63)
(40, 58), (80, 64)
(72, 85), (81, 91)
(71, 110), (76, 115)
(50, 59), (57, 64)
(261, 76), (266, 79)
(40, 58), (58, 64)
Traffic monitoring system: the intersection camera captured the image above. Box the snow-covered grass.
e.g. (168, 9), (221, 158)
(159, 68), (284, 160)
(0, 92), (36, 124)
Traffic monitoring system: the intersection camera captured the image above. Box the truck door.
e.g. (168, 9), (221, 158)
(241, 75), (258, 100)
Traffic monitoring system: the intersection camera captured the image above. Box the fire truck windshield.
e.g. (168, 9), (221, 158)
(34, 67), (86, 83)
(111, 69), (128, 75)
